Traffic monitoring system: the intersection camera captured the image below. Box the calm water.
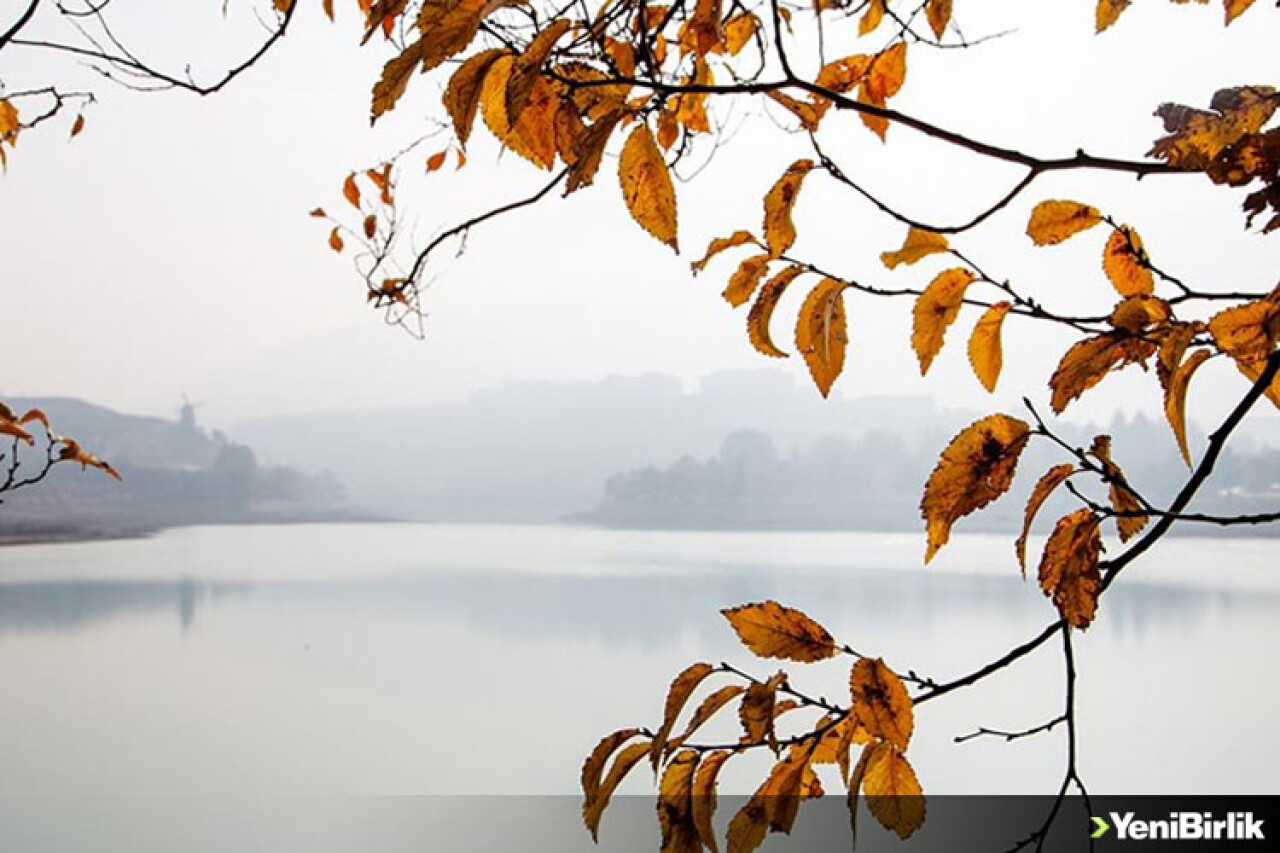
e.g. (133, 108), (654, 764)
(0, 524), (1276, 849)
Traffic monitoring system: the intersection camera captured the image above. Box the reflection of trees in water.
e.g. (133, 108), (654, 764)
(0, 579), (249, 636)
(0, 568), (1270, 649)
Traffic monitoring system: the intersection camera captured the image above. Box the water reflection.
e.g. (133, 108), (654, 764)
(0, 566), (1270, 647)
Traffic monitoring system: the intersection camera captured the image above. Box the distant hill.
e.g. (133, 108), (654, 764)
(0, 397), (355, 543)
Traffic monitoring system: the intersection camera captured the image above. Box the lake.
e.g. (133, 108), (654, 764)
(0, 523), (1276, 850)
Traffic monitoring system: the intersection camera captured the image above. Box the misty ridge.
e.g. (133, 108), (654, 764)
(230, 368), (1280, 535)
(4, 368), (1278, 539)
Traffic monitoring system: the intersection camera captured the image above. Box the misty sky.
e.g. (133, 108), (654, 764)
(1, 1), (1277, 444)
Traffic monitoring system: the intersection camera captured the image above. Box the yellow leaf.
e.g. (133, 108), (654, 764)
(1025, 200), (1102, 245)
(921, 414), (1030, 562)
(1015, 464), (1076, 575)
(861, 743), (925, 840)
(762, 159), (814, 258)
(1165, 349), (1212, 465)
(967, 301), (1012, 392)
(582, 740), (651, 841)
(1225, 0), (1257, 24)
(658, 750), (701, 853)
(1038, 509), (1103, 629)
(506, 19), (573, 123)
(1095, 0), (1130, 32)
(1149, 86), (1278, 171)
(811, 715), (870, 782)
(722, 600), (839, 663)
(924, 0), (951, 39)
(723, 254), (770, 307)
(747, 265), (804, 358)
(1102, 226), (1154, 296)
(859, 0), (886, 35)
(674, 685), (746, 747)
(0, 99), (20, 144)
(1233, 356), (1280, 411)
(691, 231), (758, 274)
(618, 123), (679, 251)
(1090, 435), (1148, 543)
(651, 663), (716, 771)
(849, 658), (913, 750)
(881, 227), (948, 269)
(342, 174), (361, 208)
(1157, 322), (1199, 392)
(1208, 294), (1280, 363)
(765, 91), (821, 131)
(692, 751), (731, 853)
(912, 268), (975, 375)
(723, 13), (757, 54)
(565, 110), (622, 194)
(328, 227), (344, 252)
(794, 278), (849, 398)
(739, 672), (785, 752)
(725, 789), (769, 853)
(864, 42), (907, 105)
(443, 48), (506, 147)
(581, 728), (641, 806)
(1049, 333), (1156, 413)
(1110, 295), (1171, 333)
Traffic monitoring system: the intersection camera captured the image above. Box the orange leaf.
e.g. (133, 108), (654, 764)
(342, 174), (361, 208)
(582, 740), (651, 841)
(1110, 295), (1171, 333)
(1025, 200), (1102, 245)
(674, 685), (746, 747)
(722, 254), (770, 307)
(850, 658), (913, 750)
(581, 728), (641, 806)
(1164, 349), (1212, 465)
(691, 231), (758, 273)
(722, 600), (839, 663)
(1089, 435), (1147, 543)
(1015, 464), (1075, 575)
(443, 48), (506, 147)
(880, 227), (948, 269)
(328, 227), (344, 253)
(762, 159), (814, 258)
(371, 39), (427, 119)
(658, 750), (701, 853)
(362, 214), (377, 239)
(1225, 0), (1257, 24)
(861, 742), (925, 840)
(921, 414), (1030, 562)
(1149, 86), (1278, 170)
(794, 278), (848, 398)
(1095, 0), (1130, 32)
(1038, 509), (1103, 629)
(1102, 226), (1154, 296)
(723, 13), (757, 54)
(1157, 322), (1199, 392)
(565, 109), (622, 194)
(967, 301), (1012, 392)
(70, 113), (86, 139)
(692, 751), (731, 853)
(924, 0), (951, 39)
(618, 123), (679, 250)
(651, 663), (716, 771)
(1208, 294), (1280, 363)
(739, 672), (785, 752)
(506, 19), (573, 122)
(1049, 333), (1156, 413)
(859, 0), (886, 35)
(747, 265), (804, 358)
(912, 268), (975, 375)
(426, 150), (448, 172)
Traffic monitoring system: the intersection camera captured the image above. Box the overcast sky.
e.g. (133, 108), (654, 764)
(1, 1), (1276, 445)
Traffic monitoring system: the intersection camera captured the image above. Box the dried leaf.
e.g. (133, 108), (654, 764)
(723, 254), (771, 307)
(1095, 0), (1131, 32)
(1150, 86), (1278, 170)
(506, 19), (573, 123)
(1165, 349), (1212, 465)
(1026, 200), (1102, 245)
(722, 600), (839, 663)
(583, 740), (651, 841)
(658, 750), (702, 853)
(967, 301), (1012, 392)
(1110, 295), (1171, 333)
(619, 123), (679, 250)
(723, 13), (757, 54)
(1157, 322), (1199, 392)
(1049, 333), (1156, 413)
(881, 227), (949, 269)
(652, 663), (716, 771)
(849, 658), (913, 750)
(582, 728), (641, 806)
(912, 268), (975, 375)
(692, 750), (731, 853)
(565, 110), (622, 194)
(924, 0), (952, 38)
(674, 685), (746, 747)
(1090, 435), (1147, 543)
(1038, 509), (1103, 629)
(747, 266), (804, 358)
(70, 113), (86, 139)
(1102, 226), (1154, 296)
(1015, 464), (1076, 575)
(362, 214), (377, 239)
(739, 672), (785, 752)
(921, 414), (1030, 562)
(762, 159), (814, 258)
(794, 278), (849, 398)
(691, 231), (758, 274)
(861, 742), (925, 840)
(444, 48), (506, 147)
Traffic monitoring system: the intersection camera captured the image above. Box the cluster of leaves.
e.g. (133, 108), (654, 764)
(583, 601), (924, 852)
(0, 400), (120, 492)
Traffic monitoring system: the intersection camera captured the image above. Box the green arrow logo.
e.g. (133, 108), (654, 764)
(1091, 816), (1111, 839)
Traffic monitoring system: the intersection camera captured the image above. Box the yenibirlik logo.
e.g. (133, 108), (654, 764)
(1091, 811), (1265, 841)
